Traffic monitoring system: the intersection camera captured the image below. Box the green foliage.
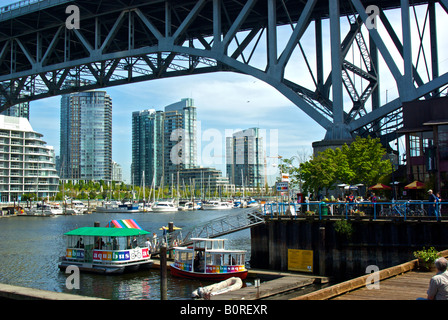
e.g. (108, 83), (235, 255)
(298, 136), (393, 195)
(334, 219), (353, 239)
(413, 247), (440, 264)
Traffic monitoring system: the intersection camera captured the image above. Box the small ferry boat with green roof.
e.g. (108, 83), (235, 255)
(58, 220), (152, 274)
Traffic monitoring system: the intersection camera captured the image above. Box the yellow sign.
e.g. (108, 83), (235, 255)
(288, 249), (313, 273)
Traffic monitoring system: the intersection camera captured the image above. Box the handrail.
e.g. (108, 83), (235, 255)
(262, 200), (447, 221)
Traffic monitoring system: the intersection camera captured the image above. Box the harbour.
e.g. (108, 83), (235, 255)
(0, 208), (253, 300)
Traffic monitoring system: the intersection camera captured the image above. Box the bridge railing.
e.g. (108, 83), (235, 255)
(262, 200), (447, 221)
(1, 0), (41, 13)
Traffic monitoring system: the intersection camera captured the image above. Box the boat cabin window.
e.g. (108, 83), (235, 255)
(193, 239), (225, 251)
(222, 253), (245, 266)
(175, 251), (193, 263)
(67, 235), (145, 251)
(194, 240), (206, 251)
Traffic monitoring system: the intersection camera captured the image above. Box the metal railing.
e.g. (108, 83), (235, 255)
(262, 200), (447, 221)
(151, 207), (265, 254)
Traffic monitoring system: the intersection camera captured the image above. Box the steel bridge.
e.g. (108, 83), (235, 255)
(0, 0), (447, 142)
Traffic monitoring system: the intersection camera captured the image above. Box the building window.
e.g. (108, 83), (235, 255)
(438, 125), (448, 160)
(409, 133), (421, 157)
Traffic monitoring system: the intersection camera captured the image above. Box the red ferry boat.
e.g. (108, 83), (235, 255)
(170, 238), (248, 281)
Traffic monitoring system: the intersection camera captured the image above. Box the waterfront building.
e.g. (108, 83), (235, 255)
(131, 109), (164, 187)
(177, 166), (231, 197)
(131, 98), (197, 187)
(1, 101), (29, 120)
(163, 98), (197, 186)
(400, 97), (448, 197)
(112, 160), (123, 182)
(226, 128), (265, 187)
(0, 115), (59, 202)
(60, 90), (112, 181)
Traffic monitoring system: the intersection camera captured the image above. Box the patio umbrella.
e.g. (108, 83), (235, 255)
(368, 183), (392, 190)
(404, 180), (425, 190)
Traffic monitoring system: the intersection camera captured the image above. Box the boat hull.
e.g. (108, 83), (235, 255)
(58, 259), (153, 275)
(151, 208), (178, 212)
(170, 265), (248, 281)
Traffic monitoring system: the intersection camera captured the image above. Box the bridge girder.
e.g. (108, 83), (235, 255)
(0, 0), (447, 142)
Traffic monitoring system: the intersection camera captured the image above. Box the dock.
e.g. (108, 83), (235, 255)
(294, 249), (448, 300)
(151, 257), (328, 300)
(330, 271), (432, 300)
(211, 276), (315, 300)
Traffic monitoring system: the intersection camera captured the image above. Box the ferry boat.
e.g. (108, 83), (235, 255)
(58, 222), (152, 274)
(171, 238), (248, 281)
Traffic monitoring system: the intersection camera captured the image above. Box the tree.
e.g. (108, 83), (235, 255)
(344, 136), (393, 187)
(298, 136), (393, 196)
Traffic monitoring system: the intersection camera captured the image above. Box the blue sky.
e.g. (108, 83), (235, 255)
(2, 1), (448, 184)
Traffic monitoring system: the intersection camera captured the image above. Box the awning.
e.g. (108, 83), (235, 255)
(105, 219), (144, 230)
(65, 227), (150, 237)
(404, 181), (425, 190)
(369, 183), (392, 190)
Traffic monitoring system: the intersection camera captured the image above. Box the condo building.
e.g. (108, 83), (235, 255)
(0, 115), (59, 202)
(60, 90), (112, 181)
(131, 98), (198, 187)
(226, 128), (265, 187)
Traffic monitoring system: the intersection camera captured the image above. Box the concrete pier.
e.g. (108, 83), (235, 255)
(0, 283), (105, 300)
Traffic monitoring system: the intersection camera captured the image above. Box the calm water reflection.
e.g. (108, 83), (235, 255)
(0, 210), (251, 300)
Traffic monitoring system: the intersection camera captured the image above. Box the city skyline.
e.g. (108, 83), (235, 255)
(4, 1), (448, 184)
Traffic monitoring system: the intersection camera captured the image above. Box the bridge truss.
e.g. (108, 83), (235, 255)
(0, 0), (448, 142)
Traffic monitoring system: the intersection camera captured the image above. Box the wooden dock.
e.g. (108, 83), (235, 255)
(211, 276), (315, 300)
(294, 249), (448, 300)
(330, 271), (432, 300)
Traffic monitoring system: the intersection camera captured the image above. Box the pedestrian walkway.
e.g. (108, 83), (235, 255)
(295, 249), (448, 300)
(331, 271), (432, 300)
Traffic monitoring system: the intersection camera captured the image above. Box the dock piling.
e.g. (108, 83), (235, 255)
(160, 244), (167, 300)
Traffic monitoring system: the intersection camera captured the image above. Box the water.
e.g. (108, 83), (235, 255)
(0, 209), (251, 300)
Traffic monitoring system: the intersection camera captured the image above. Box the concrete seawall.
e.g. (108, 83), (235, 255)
(0, 283), (105, 300)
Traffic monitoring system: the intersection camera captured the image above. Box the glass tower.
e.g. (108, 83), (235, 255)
(131, 98), (197, 188)
(60, 91), (112, 181)
(131, 109), (164, 187)
(226, 128), (265, 187)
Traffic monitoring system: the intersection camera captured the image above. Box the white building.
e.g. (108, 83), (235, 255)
(0, 115), (59, 202)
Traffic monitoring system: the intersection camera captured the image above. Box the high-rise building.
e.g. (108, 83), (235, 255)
(0, 115), (59, 202)
(226, 128), (265, 187)
(131, 98), (197, 187)
(163, 98), (197, 186)
(131, 109), (164, 187)
(112, 161), (123, 182)
(1, 101), (30, 120)
(60, 90), (112, 181)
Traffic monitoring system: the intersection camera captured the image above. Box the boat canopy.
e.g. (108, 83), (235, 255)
(64, 227), (150, 237)
(105, 219), (143, 229)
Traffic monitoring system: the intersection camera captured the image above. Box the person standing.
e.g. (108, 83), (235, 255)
(428, 190), (438, 217)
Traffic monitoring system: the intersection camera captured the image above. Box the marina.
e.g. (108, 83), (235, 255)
(0, 208), (252, 300)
